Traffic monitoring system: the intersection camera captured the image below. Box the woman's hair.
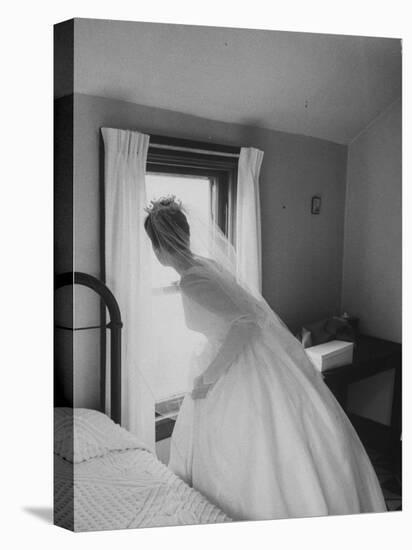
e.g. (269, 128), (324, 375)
(144, 196), (190, 253)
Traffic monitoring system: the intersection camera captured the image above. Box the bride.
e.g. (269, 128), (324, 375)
(144, 196), (386, 521)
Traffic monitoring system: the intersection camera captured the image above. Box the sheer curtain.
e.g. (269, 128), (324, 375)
(102, 127), (155, 450)
(236, 147), (264, 295)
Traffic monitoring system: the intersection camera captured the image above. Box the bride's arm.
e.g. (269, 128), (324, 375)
(201, 316), (259, 385)
(181, 269), (259, 395)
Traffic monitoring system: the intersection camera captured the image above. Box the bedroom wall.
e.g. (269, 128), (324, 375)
(72, 92), (347, 408)
(342, 98), (401, 343)
(343, 98), (402, 424)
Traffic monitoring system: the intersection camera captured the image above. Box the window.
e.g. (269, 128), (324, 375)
(146, 173), (212, 290)
(145, 136), (239, 440)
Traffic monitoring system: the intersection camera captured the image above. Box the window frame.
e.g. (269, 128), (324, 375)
(146, 136), (240, 442)
(147, 135), (239, 243)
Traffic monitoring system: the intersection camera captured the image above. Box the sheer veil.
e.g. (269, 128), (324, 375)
(143, 196), (318, 464)
(144, 195), (283, 325)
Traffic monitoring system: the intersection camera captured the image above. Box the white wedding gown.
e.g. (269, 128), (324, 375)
(168, 258), (386, 521)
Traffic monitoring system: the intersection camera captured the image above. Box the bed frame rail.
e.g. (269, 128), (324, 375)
(55, 271), (123, 424)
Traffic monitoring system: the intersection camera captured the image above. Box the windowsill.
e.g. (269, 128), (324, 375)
(156, 394), (185, 415)
(152, 282), (180, 296)
(155, 394), (184, 441)
(155, 416), (177, 441)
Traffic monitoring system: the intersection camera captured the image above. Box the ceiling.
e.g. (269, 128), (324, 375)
(69, 18), (402, 144)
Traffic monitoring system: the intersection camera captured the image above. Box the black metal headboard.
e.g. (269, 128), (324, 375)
(55, 272), (123, 424)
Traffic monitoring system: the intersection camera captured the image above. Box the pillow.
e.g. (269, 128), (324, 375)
(54, 408), (148, 463)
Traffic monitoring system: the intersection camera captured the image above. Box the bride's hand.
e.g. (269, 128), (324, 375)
(191, 375), (213, 400)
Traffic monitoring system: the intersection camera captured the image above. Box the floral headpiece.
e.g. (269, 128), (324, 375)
(144, 195), (183, 216)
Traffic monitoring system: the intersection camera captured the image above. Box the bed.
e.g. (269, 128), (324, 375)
(54, 272), (231, 531)
(54, 408), (230, 531)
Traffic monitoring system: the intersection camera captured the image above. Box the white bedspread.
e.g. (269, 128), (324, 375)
(54, 408), (231, 531)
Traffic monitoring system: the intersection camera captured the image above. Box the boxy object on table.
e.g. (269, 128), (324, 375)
(305, 340), (354, 372)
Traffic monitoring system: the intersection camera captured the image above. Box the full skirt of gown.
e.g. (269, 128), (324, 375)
(168, 328), (387, 521)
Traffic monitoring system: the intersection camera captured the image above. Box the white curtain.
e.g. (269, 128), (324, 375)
(236, 147), (264, 295)
(102, 127), (155, 451)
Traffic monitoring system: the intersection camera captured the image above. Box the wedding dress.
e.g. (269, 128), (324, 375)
(168, 257), (386, 521)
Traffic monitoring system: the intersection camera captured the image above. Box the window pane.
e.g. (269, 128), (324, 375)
(146, 173), (212, 288)
(145, 173), (211, 404)
(150, 291), (206, 402)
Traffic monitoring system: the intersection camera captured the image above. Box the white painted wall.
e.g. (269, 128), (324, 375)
(343, 98), (402, 424)
(342, 98), (401, 342)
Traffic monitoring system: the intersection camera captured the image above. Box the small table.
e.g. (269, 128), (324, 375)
(322, 334), (402, 444)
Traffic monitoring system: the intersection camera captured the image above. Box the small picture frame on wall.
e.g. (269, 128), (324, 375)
(311, 195), (321, 214)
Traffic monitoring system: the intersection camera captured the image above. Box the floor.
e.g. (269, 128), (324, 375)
(366, 446), (402, 512)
